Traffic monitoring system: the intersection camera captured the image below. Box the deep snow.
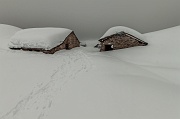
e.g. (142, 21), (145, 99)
(0, 25), (180, 119)
(100, 26), (145, 41)
(9, 28), (72, 50)
(0, 24), (21, 50)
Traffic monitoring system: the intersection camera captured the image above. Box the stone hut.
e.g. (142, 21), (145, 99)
(99, 31), (148, 51)
(43, 31), (80, 54)
(10, 31), (80, 54)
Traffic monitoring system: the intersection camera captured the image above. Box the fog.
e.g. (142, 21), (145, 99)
(0, 0), (180, 39)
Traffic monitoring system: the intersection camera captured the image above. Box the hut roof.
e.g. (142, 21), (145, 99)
(9, 28), (72, 50)
(100, 26), (145, 40)
(99, 32), (148, 45)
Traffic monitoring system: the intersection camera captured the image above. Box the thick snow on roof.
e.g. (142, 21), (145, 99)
(9, 28), (72, 50)
(0, 24), (22, 50)
(100, 26), (145, 40)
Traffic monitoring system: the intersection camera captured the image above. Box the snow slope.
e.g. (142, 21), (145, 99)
(0, 24), (22, 50)
(0, 26), (180, 119)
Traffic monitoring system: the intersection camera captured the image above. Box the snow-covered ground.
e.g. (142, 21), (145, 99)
(0, 24), (21, 50)
(0, 26), (180, 119)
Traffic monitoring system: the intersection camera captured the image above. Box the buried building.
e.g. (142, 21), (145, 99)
(9, 28), (80, 54)
(99, 26), (148, 51)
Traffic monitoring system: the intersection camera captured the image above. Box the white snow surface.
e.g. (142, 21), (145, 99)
(0, 24), (22, 50)
(9, 28), (72, 50)
(100, 26), (145, 41)
(0, 26), (180, 119)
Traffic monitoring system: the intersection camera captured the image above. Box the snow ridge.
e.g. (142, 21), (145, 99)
(0, 50), (92, 119)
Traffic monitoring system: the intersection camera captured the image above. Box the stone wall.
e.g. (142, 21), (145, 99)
(100, 34), (147, 51)
(44, 32), (80, 54)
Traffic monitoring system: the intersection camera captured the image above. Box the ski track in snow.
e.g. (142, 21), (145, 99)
(0, 50), (92, 119)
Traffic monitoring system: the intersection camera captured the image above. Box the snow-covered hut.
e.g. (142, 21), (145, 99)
(99, 26), (148, 51)
(9, 28), (80, 54)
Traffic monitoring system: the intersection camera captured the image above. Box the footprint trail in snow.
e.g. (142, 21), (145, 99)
(0, 50), (92, 119)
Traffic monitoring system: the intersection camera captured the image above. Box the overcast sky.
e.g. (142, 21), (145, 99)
(0, 0), (180, 39)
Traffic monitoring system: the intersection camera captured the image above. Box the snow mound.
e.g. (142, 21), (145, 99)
(0, 24), (22, 49)
(101, 26), (145, 40)
(9, 28), (72, 50)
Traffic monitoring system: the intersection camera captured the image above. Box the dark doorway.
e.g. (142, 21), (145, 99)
(105, 45), (113, 51)
(65, 44), (69, 50)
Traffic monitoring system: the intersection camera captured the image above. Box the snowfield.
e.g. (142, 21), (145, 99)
(0, 26), (180, 119)
(0, 24), (21, 50)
